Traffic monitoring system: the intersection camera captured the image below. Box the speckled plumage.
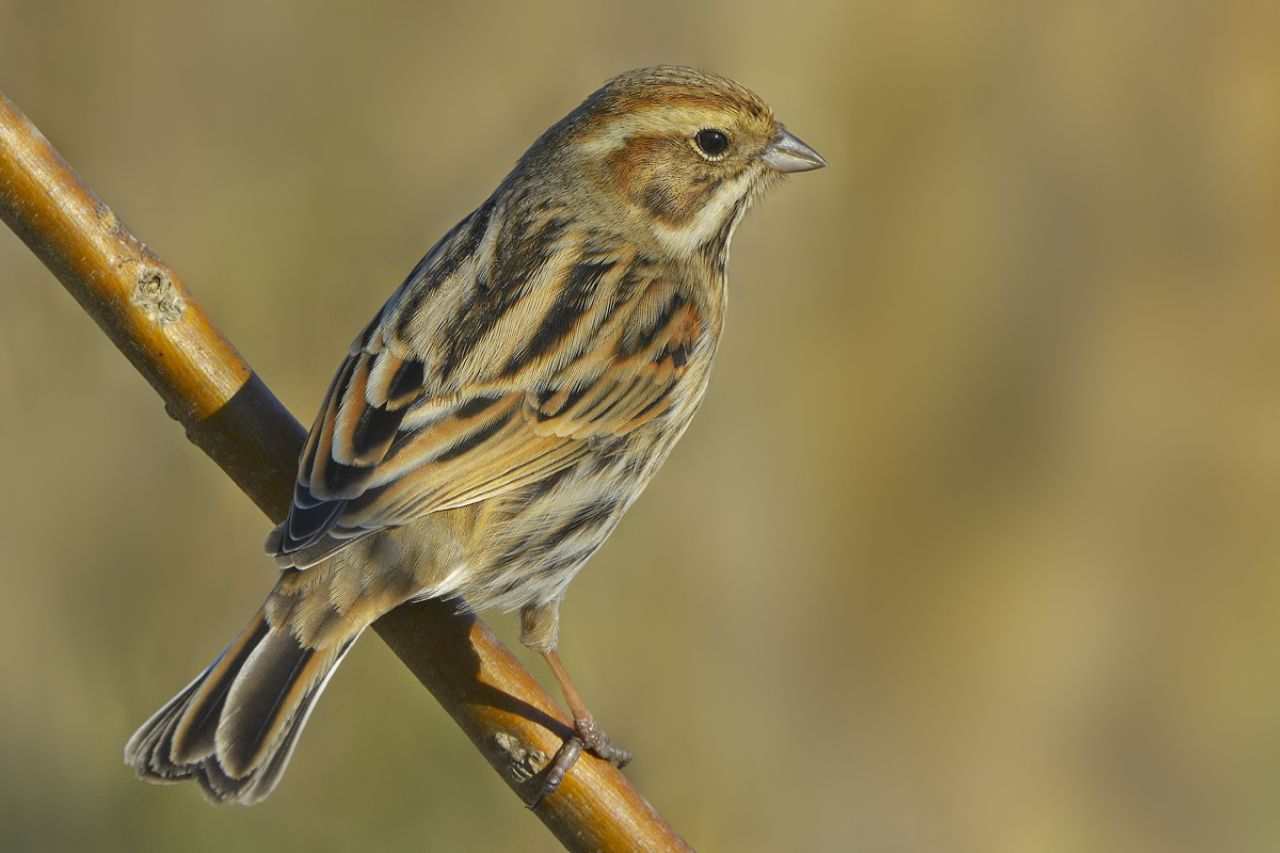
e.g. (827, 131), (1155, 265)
(126, 66), (824, 805)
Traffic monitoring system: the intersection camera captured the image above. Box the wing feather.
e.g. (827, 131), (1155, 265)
(269, 205), (700, 569)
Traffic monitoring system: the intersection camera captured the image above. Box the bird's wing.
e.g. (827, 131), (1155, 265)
(269, 203), (699, 568)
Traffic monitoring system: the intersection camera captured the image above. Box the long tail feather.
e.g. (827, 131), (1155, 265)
(124, 606), (360, 805)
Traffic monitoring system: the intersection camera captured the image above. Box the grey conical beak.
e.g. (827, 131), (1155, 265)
(762, 127), (827, 173)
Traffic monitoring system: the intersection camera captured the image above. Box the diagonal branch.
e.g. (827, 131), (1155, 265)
(0, 90), (689, 853)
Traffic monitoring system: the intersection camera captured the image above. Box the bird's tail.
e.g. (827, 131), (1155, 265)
(124, 600), (360, 805)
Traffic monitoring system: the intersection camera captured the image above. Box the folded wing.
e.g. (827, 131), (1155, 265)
(268, 205), (699, 569)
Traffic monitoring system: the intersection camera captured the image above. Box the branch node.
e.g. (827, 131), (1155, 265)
(494, 731), (550, 783)
(132, 267), (185, 325)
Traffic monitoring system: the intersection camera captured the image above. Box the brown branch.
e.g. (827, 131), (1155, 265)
(0, 90), (689, 852)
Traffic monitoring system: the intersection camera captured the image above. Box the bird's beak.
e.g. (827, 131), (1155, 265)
(761, 126), (827, 173)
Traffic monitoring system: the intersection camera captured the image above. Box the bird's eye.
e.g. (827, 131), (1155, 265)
(693, 128), (731, 159)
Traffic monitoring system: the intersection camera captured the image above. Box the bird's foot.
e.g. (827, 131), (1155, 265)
(529, 718), (632, 808)
(574, 717), (633, 767)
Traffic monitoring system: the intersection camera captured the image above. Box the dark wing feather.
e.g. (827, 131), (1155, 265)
(268, 320), (430, 565)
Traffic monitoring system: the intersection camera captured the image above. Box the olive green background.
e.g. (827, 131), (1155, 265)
(2, 1), (1279, 851)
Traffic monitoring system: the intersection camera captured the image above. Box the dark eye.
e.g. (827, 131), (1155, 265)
(694, 128), (730, 159)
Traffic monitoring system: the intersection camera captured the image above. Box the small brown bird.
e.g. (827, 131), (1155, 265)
(125, 66), (824, 805)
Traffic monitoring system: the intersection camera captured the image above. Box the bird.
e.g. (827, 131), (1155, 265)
(124, 65), (825, 806)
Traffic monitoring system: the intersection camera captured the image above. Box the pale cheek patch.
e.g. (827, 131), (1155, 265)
(649, 169), (758, 255)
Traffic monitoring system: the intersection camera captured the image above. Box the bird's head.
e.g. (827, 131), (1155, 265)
(521, 66), (825, 257)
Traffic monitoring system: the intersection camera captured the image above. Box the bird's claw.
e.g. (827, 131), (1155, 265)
(574, 717), (632, 768)
(528, 719), (632, 808)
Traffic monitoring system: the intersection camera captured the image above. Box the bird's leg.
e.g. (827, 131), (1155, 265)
(542, 649), (633, 767)
(521, 602), (631, 807)
(531, 649), (633, 806)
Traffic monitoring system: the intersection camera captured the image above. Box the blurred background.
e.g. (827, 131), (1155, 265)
(2, 1), (1279, 850)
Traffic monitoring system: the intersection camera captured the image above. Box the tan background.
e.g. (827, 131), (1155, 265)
(3, 1), (1279, 851)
